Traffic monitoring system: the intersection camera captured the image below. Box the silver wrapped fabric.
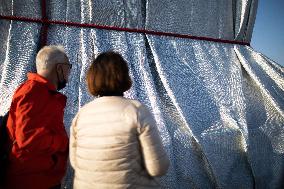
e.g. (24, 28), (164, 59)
(0, 0), (283, 188)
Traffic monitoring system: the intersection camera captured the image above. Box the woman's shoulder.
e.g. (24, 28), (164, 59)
(125, 98), (142, 108)
(80, 100), (96, 110)
(77, 97), (148, 116)
(123, 99), (151, 117)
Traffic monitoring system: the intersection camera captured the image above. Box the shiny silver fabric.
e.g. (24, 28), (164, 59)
(0, 20), (40, 113)
(47, 0), (144, 28)
(0, 0), (41, 18)
(0, 0), (284, 189)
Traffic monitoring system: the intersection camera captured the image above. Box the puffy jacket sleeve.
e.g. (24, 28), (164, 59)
(137, 105), (170, 177)
(14, 86), (68, 154)
(70, 113), (78, 168)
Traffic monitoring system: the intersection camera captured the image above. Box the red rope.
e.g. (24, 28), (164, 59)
(39, 0), (48, 47)
(0, 15), (250, 46)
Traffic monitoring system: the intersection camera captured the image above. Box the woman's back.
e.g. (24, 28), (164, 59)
(70, 96), (169, 189)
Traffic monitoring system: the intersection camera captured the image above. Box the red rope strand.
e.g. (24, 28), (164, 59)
(39, 0), (48, 47)
(0, 15), (250, 46)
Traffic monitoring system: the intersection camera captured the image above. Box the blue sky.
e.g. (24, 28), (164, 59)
(251, 0), (284, 67)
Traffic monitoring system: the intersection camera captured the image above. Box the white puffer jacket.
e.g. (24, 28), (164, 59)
(70, 96), (170, 189)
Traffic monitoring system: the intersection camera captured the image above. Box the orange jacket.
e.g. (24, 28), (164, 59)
(4, 73), (69, 189)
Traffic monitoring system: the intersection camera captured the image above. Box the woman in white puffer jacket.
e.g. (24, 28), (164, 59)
(70, 51), (170, 189)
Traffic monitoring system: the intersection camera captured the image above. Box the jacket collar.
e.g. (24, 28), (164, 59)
(27, 73), (57, 92)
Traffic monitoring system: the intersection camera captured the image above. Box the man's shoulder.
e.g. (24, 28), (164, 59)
(13, 80), (48, 99)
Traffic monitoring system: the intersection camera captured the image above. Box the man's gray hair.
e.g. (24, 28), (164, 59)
(36, 45), (68, 71)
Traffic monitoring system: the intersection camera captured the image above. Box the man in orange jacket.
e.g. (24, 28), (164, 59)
(4, 45), (72, 189)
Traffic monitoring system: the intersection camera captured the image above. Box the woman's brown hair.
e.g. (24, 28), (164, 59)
(86, 51), (132, 96)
